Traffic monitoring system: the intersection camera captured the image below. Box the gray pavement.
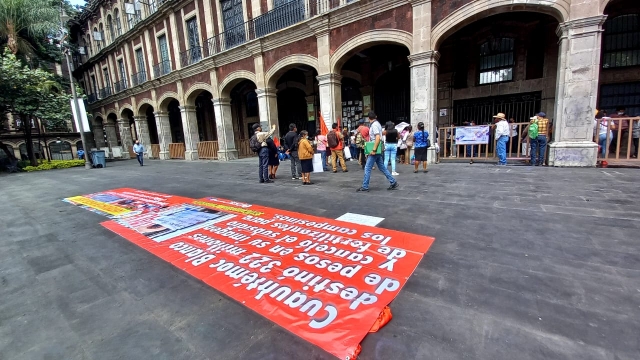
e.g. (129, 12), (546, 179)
(1, 159), (639, 360)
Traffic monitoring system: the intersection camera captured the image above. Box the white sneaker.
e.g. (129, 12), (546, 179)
(392, 172), (399, 176)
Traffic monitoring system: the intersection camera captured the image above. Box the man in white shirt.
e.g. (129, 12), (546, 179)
(493, 113), (510, 165)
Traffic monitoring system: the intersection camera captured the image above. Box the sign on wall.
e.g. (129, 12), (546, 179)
(64, 188), (435, 359)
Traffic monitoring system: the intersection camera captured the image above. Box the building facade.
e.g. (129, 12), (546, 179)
(69, 0), (638, 166)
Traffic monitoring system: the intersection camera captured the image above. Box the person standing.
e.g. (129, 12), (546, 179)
(383, 121), (399, 175)
(412, 122), (429, 173)
(314, 128), (329, 171)
(267, 136), (279, 179)
(298, 130), (315, 185)
(357, 112), (398, 192)
(133, 140), (144, 166)
(356, 120), (369, 168)
(509, 117), (519, 155)
(594, 112), (614, 158)
(494, 113), (510, 165)
(284, 124), (302, 180)
(529, 112), (550, 166)
(328, 123), (348, 173)
(251, 123), (276, 183)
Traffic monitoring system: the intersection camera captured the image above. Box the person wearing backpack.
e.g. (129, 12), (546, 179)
(328, 123), (348, 173)
(250, 123), (276, 183)
(529, 112), (549, 166)
(284, 124), (302, 180)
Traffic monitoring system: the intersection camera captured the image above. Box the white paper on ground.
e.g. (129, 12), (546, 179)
(336, 212), (384, 227)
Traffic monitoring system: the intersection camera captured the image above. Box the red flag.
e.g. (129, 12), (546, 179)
(273, 137), (280, 148)
(319, 112), (329, 135)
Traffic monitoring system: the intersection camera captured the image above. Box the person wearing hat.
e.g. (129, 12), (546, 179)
(252, 123), (276, 183)
(493, 113), (510, 165)
(530, 112), (550, 166)
(357, 111), (398, 192)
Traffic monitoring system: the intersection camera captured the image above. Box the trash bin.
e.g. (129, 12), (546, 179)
(91, 150), (106, 168)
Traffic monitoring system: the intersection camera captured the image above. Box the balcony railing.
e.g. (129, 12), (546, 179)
(254, 0), (305, 38)
(153, 60), (172, 78)
(113, 79), (128, 93)
(180, 47), (203, 67)
(203, 0), (341, 58)
(131, 71), (147, 87)
(98, 86), (112, 99)
(87, 93), (97, 104)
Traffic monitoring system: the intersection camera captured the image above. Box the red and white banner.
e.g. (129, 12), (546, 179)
(65, 189), (435, 359)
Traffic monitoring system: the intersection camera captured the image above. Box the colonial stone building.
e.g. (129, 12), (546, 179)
(69, 0), (638, 166)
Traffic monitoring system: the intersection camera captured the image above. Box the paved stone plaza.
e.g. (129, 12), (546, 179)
(1, 159), (639, 360)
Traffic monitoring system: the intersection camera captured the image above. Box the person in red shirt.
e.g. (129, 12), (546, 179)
(329, 123), (348, 173)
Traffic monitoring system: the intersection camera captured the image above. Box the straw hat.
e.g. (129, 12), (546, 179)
(493, 113), (506, 120)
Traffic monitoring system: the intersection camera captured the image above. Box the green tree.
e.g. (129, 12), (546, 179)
(0, 49), (72, 166)
(0, 0), (60, 57)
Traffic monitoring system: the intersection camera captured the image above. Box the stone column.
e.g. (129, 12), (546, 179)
(256, 88), (279, 136)
(92, 123), (106, 148)
(117, 118), (132, 159)
(548, 16), (606, 167)
(212, 98), (238, 161)
(103, 121), (119, 149)
(317, 74), (342, 130)
(409, 51), (440, 164)
(179, 105), (200, 161)
(154, 111), (172, 160)
(134, 115), (152, 158)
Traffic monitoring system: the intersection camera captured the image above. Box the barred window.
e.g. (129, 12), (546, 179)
(602, 14), (640, 68)
(478, 38), (515, 85)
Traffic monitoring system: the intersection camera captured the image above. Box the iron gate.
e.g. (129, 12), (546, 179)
(453, 92), (542, 125)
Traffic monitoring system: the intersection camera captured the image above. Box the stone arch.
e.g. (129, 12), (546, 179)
(265, 55), (320, 89)
(3, 140), (18, 148)
(137, 99), (154, 114)
(276, 81), (306, 93)
(93, 112), (105, 122)
(340, 70), (362, 84)
(157, 92), (181, 111)
(46, 138), (73, 146)
(330, 29), (413, 73)
(119, 103), (134, 118)
(219, 70), (257, 98)
(185, 82), (214, 104)
(431, 0), (570, 49)
(105, 108), (118, 119)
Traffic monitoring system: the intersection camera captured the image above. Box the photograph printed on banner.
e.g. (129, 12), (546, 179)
(114, 204), (236, 242)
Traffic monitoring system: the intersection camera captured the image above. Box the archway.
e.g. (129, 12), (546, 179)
(229, 80), (259, 141)
(106, 113), (121, 146)
(121, 108), (137, 141)
(274, 65), (319, 137)
(50, 140), (73, 160)
(435, 11), (560, 159)
(193, 91), (217, 141)
(92, 115), (106, 148)
(598, 0), (640, 157)
(167, 100), (183, 144)
(337, 44), (411, 130)
(19, 142), (45, 161)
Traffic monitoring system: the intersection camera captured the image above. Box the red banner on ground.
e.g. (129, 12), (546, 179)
(65, 189), (434, 359)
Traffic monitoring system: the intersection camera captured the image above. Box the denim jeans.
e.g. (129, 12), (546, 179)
(317, 150), (328, 170)
(496, 135), (508, 165)
(136, 153), (143, 166)
(465, 145), (478, 158)
(598, 133), (608, 157)
(362, 154), (396, 190)
(384, 143), (397, 172)
(530, 135), (547, 165)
